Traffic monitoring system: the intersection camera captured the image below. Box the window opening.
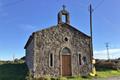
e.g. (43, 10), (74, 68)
(49, 53), (54, 67)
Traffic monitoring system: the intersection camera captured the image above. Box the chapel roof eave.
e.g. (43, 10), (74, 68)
(24, 32), (35, 49)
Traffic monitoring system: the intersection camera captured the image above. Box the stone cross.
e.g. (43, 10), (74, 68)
(63, 5), (66, 10)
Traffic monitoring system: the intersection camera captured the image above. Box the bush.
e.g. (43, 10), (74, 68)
(25, 72), (33, 80)
(95, 59), (120, 71)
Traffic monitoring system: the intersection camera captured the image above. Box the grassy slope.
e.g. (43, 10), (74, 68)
(0, 61), (28, 80)
(95, 69), (120, 78)
(0, 61), (120, 80)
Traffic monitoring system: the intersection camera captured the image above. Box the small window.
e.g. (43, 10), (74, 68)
(78, 54), (81, 65)
(64, 37), (68, 41)
(49, 53), (54, 67)
(82, 56), (87, 65)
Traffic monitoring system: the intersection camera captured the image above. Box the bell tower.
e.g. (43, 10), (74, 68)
(58, 5), (70, 25)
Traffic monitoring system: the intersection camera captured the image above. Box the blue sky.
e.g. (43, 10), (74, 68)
(0, 0), (120, 60)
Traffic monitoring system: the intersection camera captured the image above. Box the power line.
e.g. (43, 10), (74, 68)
(88, 0), (104, 11)
(94, 0), (104, 10)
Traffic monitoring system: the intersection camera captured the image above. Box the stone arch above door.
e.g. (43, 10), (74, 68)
(62, 47), (71, 55)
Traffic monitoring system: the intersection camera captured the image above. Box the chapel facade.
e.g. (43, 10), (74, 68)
(24, 7), (92, 78)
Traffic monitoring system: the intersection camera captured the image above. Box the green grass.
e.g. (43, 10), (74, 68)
(95, 69), (120, 78)
(67, 76), (92, 80)
(0, 61), (28, 80)
(0, 61), (120, 80)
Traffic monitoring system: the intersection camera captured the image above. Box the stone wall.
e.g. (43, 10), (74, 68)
(25, 34), (35, 76)
(33, 23), (91, 77)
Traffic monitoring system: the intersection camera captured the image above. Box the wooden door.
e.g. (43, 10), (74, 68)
(62, 55), (71, 76)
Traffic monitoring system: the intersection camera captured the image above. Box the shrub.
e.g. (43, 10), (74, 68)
(95, 60), (116, 70)
(25, 72), (33, 80)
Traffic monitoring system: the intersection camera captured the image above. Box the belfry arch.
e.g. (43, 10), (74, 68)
(58, 5), (70, 24)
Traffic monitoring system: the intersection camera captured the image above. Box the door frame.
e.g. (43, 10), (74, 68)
(60, 47), (72, 76)
(62, 55), (72, 76)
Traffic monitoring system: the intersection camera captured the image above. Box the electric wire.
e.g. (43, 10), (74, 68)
(94, 0), (105, 10)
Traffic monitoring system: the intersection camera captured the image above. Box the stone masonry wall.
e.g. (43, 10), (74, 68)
(33, 23), (91, 78)
(26, 38), (35, 75)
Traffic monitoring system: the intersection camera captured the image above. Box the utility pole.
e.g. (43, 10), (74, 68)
(89, 4), (94, 62)
(89, 4), (97, 76)
(105, 43), (110, 60)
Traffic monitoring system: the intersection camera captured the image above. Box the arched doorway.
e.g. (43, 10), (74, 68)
(61, 47), (72, 76)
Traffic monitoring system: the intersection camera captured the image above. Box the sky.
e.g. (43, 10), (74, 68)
(0, 0), (120, 60)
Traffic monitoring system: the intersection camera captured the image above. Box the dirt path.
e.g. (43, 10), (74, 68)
(94, 76), (120, 80)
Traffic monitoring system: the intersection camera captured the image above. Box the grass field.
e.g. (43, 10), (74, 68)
(95, 68), (120, 78)
(0, 61), (120, 80)
(0, 61), (28, 80)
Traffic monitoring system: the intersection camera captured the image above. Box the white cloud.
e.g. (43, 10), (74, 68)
(94, 48), (120, 59)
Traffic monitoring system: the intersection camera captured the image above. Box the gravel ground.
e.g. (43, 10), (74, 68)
(94, 76), (120, 80)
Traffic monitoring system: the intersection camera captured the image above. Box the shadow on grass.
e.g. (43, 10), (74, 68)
(0, 62), (28, 80)
(96, 67), (114, 72)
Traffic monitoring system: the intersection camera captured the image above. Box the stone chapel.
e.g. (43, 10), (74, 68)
(24, 6), (92, 78)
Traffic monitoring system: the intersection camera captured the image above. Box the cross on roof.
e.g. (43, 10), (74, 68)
(62, 5), (66, 10)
